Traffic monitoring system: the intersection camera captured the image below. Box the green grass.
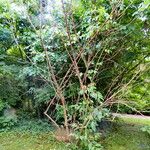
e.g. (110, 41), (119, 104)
(1, 125), (149, 150)
(0, 131), (67, 150)
(0, 116), (150, 150)
(118, 116), (150, 126)
(0, 119), (70, 150)
(103, 115), (150, 150)
(103, 124), (150, 150)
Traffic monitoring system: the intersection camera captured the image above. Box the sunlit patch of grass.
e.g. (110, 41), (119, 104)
(119, 116), (150, 126)
(0, 131), (67, 150)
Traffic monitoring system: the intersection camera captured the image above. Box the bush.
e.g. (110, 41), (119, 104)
(0, 99), (5, 114)
(13, 119), (52, 134)
(0, 116), (17, 131)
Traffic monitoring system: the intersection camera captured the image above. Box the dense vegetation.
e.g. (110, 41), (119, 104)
(0, 0), (149, 149)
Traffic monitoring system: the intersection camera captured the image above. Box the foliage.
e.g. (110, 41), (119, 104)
(71, 130), (103, 150)
(13, 119), (53, 134)
(0, 72), (21, 106)
(0, 99), (5, 114)
(0, 116), (17, 131)
(0, 0), (149, 149)
(0, 98), (17, 131)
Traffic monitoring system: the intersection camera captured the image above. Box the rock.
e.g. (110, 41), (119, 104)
(3, 107), (17, 119)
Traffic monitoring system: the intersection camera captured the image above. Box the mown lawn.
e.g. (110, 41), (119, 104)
(103, 114), (150, 150)
(0, 131), (66, 150)
(113, 113), (150, 126)
(104, 124), (150, 150)
(0, 115), (150, 150)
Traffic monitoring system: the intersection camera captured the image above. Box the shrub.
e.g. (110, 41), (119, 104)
(0, 116), (17, 131)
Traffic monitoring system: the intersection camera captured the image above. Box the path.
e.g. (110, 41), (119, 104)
(113, 113), (150, 119)
(112, 113), (150, 125)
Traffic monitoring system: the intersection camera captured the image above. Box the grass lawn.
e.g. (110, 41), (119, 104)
(103, 114), (150, 150)
(0, 131), (66, 150)
(0, 115), (150, 150)
(113, 113), (150, 126)
(103, 124), (150, 150)
(120, 117), (150, 125)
